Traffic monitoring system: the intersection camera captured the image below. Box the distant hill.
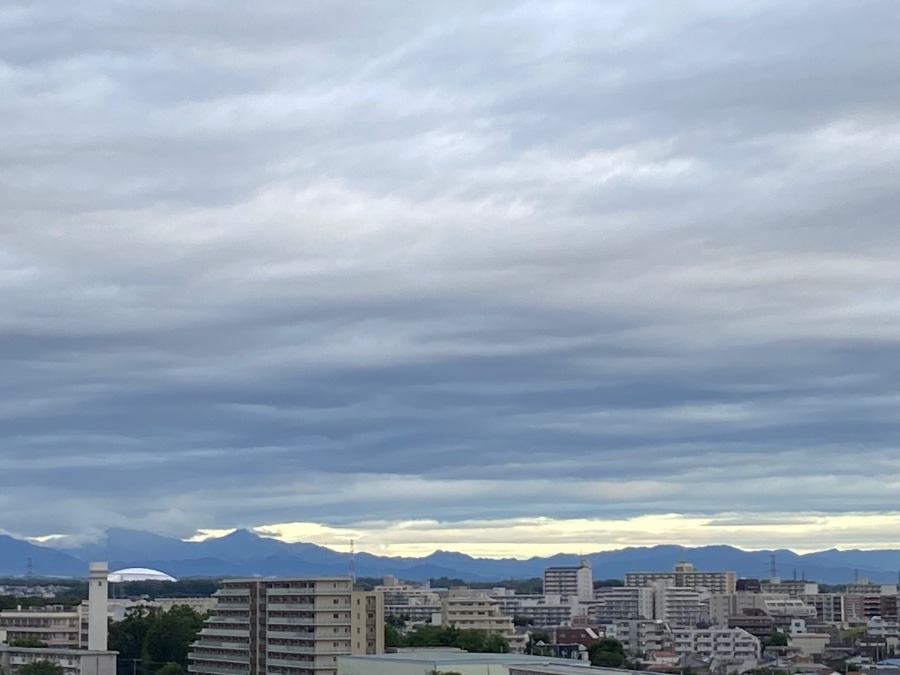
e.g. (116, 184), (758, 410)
(3, 528), (897, 583)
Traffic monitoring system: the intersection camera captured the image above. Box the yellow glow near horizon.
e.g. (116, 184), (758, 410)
(180, 511), (900, 558)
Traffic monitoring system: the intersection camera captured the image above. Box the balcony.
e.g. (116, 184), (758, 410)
(266, 617), (349, 626)
(267, 645), (315, 655)
(191, 640), (249, 650)
(187, 652), (250, 664)
(198, 629), (249, 638)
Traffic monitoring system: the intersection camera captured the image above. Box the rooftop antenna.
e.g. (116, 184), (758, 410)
(793, 568), (797, 581)
(25, 557), (33, 578)
(349, 539), (356, 585)
(769, 554), (777, 579)
(854, 568), (859, 582)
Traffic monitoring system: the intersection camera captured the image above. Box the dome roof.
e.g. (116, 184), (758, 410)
(108, 567), (176, 583)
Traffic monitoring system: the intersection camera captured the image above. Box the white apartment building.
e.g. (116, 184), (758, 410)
(671, 627), (760, 660)
(626, 562), (736, 595)
(595, 587), (655, 621)
(607, 620), (671, 655)
(188, 577), (383, 675)
(374, 579), (441, 623)
(489, 591), (579, 627)
(543, 560), (593, 603)
(652, 582), (709, 627)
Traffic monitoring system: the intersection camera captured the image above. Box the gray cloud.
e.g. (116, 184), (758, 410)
(1, 0), (899, 548)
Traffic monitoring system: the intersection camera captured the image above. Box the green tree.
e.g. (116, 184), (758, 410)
(142, 606), (206, 671)
(765, 632), (789, 648)
(589, 637), (626, 668)
(17, 661), (64, 675)
(109, 606), (158, 662)
(483, 634), (509, 653)
(386, 614), (407, 629)
(385, 624), (404, 649)
(154, 663), (185, 675)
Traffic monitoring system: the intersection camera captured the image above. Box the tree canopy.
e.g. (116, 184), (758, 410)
(109, 605), (206, 675)
(764, 632), (789, 648)
(589, 637), (626, 668)
(389, 625), (509, 653)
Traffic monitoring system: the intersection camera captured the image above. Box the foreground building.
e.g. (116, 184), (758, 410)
(0, 562), (116, 675)
(338, 651), (596, 675)
(188, 576), (383, 675)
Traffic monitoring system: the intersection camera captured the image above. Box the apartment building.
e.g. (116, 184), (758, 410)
(843, 594), (899, 622)
(0, 606), (80, 648)
(626, 562), (735, 595)
(759, 579), (819, 598)
(671, 627), (760, 660)
(1, 563), (117, 675)
(489, 591), (579, 627)
(0, 647), (117, 675)
(374, 578), (441, 623)
(652, 582), (708, 627)
(441, 591), (516, 636)
(708, 592), (816, 626)
(607, 620), (671, 655)
(808, 594), (844, 623)
(543, 560), (593, 603)
(595, 587), (654, 621)
(187, 577), (383, 675)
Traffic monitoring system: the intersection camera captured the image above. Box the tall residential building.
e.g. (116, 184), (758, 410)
(187, 577), (383, 675)
(543, 559), (593, 602)
(651, 582), (709, 627)
(594, 587), (655, 621)
(625, 561), (736, 595)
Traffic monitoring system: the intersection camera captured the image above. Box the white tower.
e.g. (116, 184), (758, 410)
(88, 562), (108, 651)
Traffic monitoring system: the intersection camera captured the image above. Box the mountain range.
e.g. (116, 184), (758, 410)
(1, 528), (899, 584)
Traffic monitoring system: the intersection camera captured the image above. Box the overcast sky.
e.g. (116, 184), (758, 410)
(3, 0), (900, 557)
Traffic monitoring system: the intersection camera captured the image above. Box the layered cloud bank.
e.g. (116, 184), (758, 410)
(2, 1), (899, 548)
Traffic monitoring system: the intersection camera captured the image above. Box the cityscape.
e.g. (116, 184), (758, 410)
(3, 2), (899, 675)
(0, 558), (898, 675)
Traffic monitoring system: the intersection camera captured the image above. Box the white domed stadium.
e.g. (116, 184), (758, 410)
(108, 567), (176, 583)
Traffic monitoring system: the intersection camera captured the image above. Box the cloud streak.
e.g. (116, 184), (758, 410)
(1, 0), (899, 553)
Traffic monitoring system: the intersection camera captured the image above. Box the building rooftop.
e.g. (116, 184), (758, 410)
(339, 651), (590, 667)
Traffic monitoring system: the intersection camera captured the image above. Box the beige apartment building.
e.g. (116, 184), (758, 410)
(440, 590), (526, 652)
(188, 577), (383, 675)
(0, 606), (80, 648)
